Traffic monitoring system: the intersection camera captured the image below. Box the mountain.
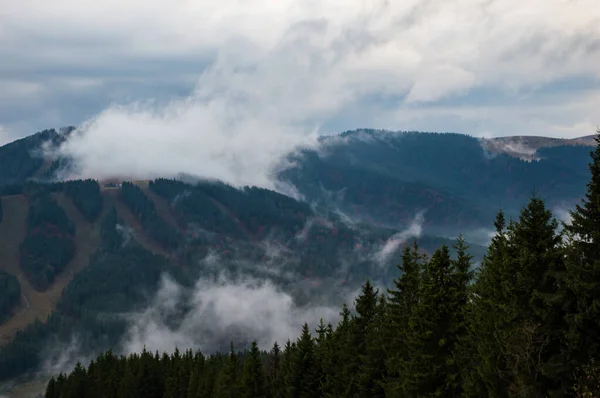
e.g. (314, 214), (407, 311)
(0, 127), (594, 394)
(282, 129), (592, 236)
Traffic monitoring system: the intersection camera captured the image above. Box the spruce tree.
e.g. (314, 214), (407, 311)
(446, 235), (474, 395)
(385, 241), (425, 396)
(400, 245), (457, 397)
(564, 129), (600, 369)
(344, 281), (379, 395)
(321, 305), (352, 398)
(358, 294), (387, 398)
(287, 323), (320, 398)
(267, 342), (283, 398)
(214, 343), (239, 398)
(240, 341), (266, 398)
(463, 211), (512, 397)
(45, 376), (57, 398)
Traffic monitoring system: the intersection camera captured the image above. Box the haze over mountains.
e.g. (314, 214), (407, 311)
(0, 125), (595, 396)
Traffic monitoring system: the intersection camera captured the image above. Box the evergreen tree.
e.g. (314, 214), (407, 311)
(214, 343), (239, 398)
(358, 294), (387, 398)
(267, 342), (283, 398)
(45, 376), (57, 398)
(240, 341), (266, 398)
(446, 235), (474, 394)
(287, 323), (320, 398)
(321, 305), (352, 398)
(400, 245), (458, 397)
(564, 130), (600, 371)
(463, 211), (512, 397)
(343, 280), (379, 396)
(385, 241), (425, 396)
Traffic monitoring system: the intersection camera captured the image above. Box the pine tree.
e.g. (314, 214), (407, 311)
(287, 323), (320, 398)
(463, 211), (513, 397)
(240, 341), (266, 398)
(280, 340), (296, 398)
(321, 305), (352, 398)
(341, 280), (379, 396)
(445, 235), (474, 395)
(400, 245), (457, 397)
(385, 240), (425, 396)
(564, 130), (600, 371)
(45, 376), (57, 398)
(313, 319), (329, 395)
(267, 342), (283, 398)
(214, 343), (239, 398)
(466, 197), (569, 397)
(358, 294), (387, 398)
(187, 368), (200, 398)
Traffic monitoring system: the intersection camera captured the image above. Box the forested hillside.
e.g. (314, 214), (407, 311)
(282, 130), (592, 233)
(46, 132), (600, 398)
(0, 177), (482, 386)
(19, 191), (76, 291)
(0, 128), (595, 396)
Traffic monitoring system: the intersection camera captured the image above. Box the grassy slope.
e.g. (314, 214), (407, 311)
(101, 188), (171, 258)
(0, 194), (101, 345)
(142, 188), (185, 234)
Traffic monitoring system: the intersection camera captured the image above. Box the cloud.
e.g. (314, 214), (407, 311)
(40, 335), (92, 377)
(2, 0), (599, 165)
(0, 126), (13, 147)
(375, 211), (425, 264)
(553, 205), (573, 226)
(121, 273), (341, 354)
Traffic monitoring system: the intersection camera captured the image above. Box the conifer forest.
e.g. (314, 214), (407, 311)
(45, 134), (600, 397)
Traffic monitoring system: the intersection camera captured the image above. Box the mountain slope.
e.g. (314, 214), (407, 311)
(281, 130), (592, 234)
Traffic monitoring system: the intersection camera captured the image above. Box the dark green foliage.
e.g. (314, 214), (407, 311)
(151, 178), (311, 241)
(150, 178), (244, 239)
(19, 190), (76, 291)
(283, 130), (592, 234)
(0, 130), (596, 396)
(0, 270), (21, 322)
(62, 179), (103, 222)
(0, 197), (173, 381)
(40, 239), (485, 398)
(121, 182), (181, 249)
(240, 341), (266, 398)
(0, 129), (61, 186)
(466, 196), (569, 397)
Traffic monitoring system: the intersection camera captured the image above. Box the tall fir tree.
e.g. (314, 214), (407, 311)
(400, 245), (460, 397)
(564, 130), (600, 372)
(214, 343), (239, 398)
(240, 341), (266, 398)
(385, 240), (426, 397)
(358, 294), (388, 398)
(463, 211), (513, 397)
(287, 323), (320, 398)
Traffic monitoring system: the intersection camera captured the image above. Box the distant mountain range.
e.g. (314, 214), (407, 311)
(0, 127), (595, 392)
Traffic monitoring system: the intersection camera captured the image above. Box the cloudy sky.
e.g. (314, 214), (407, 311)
(1, 0), (599, 146)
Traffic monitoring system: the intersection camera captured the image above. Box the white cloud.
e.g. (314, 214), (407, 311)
(2, 0), (599, 179)
(375, 211), (425, 264)
(121, 273), (341, 354)
(0, 126), (13, 147)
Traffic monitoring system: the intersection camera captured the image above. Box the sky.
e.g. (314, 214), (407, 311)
(1, 0), (599, 147)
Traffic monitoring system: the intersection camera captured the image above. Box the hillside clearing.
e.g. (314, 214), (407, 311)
(0, 194), (101, 345)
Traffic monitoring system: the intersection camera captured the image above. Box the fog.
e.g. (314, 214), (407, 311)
(121, 273), (343, 354)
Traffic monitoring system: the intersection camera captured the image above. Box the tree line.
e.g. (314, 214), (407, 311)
(46, 132), (600, 397)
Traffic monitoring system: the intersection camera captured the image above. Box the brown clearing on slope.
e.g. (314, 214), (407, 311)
(0, 193), (101, 345)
